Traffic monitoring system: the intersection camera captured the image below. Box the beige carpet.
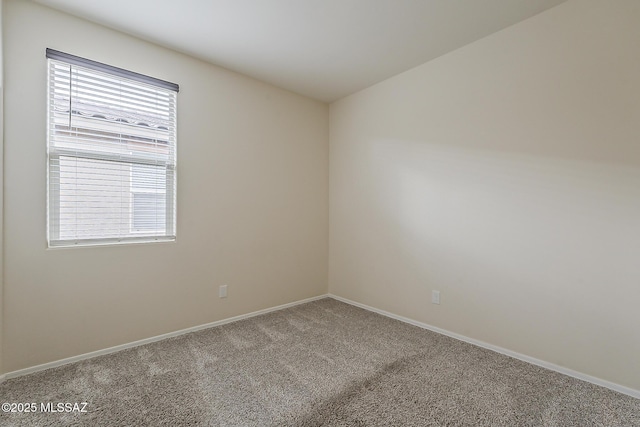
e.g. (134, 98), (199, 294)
(1, 298), (638, 426)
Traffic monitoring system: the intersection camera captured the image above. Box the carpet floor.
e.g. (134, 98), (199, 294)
(1, 298), (638, 426)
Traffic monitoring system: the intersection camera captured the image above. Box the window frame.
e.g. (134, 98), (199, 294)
(46, 49), (179, 248)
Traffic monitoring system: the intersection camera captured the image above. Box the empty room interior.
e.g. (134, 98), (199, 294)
(1, 0), (639, 425)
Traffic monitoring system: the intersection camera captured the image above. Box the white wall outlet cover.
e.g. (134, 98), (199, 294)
(432, 290), (440, 305)
(219, 285), (228, 298)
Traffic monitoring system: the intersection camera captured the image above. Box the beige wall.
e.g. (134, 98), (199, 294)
(2, 0), (328, 373)
(329, 0), (640, 391)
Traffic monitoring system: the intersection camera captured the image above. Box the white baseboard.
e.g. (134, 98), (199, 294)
(3, 294), (329, 381)
(6, 292), (639, 400)
(328, 293), (640, 400)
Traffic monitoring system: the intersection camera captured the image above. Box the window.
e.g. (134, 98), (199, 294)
(46, 49), (178, 247)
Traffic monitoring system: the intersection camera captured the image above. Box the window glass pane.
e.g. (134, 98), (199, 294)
(132, 193), (166, 233)
(131, 164), (167, 192)
(57, 156), (131, 240)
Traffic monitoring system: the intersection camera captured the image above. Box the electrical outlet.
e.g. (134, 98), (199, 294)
(219, 285), (228, 298)
(432, 290), (440, 305)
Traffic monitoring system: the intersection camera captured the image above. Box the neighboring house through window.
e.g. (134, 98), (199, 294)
(46, 49), (179, 247)
(130, 163), (167, 234)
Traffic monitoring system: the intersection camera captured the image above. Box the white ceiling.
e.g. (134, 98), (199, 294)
(33, 0), (567, 103)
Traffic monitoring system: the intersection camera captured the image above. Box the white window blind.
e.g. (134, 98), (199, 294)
(47, 49), (178, 247)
